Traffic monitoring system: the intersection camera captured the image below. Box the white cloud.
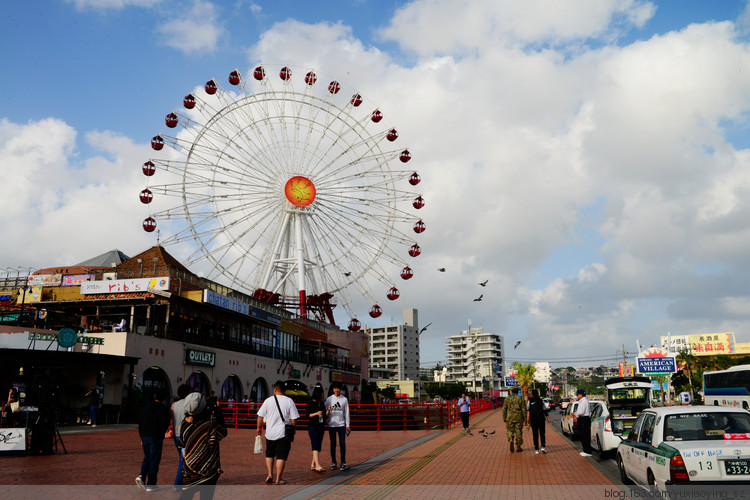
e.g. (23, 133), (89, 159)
(380, 0), (656, 55)
(0, 118), (154, 267)
(157, 0), (221, 54)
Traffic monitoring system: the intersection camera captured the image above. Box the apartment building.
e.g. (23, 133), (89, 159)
(446, 326), (504, 393)
(367, 308), (421, 381)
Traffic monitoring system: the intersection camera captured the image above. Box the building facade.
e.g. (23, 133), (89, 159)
(0, 245), (365, 424)
(445, 326), (504, 394)
(366, 308), (421, 381)
(534, 361), (551, 385)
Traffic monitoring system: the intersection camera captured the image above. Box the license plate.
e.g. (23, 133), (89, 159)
(723, 459), (750, 475)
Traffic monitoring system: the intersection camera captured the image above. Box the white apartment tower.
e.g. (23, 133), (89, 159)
(534, 361), (551, 385)
(446, 326), (505, 394)
(367, 308), (421, 381)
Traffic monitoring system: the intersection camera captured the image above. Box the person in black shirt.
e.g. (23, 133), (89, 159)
(136, 388), (171, 492)
(306, 386), (327, 472)
(526, 389), (552, 454)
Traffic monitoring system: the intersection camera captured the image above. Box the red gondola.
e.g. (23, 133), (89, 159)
(151, 136), (164, 151)
(412, 196), (424, 209)
(409, 172), (421, 185)
(139, 188), (153, 204)
(165, 112), (178, 128)
(305, 71), (317, 85)
(205, 79), (218, 95)
(183, 94), (196, 109)
(229, 70), (241, 85)
(400, 150), (411, 163)
(408, 243), (421, 257)
(351, 93), (362, 106)
(280, 66), (292, 81)
(371, 109), (383, 123)
(369, 304), (382, 318)
(253, 66), (265, 80)
(348, 318), (361, 332)
(387, 287), (400, 301)
(143, 217), (156, 232)
(142, 161), (156, 177)
(413, 220), (426, 233)
(328, 80), (340, 94)
(387, 129), (398, 142)
(401, 266), (413, 280)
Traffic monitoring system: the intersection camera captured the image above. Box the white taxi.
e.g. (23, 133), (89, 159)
(616, 406), (750, 490)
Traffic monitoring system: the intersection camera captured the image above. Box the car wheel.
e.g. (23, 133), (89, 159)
(647, 470), (657, 491)
(743, 402), (749, 411)
(561, 422), (567, 436)
(596, 436), (603, 456)
(618, 454), (632, 485)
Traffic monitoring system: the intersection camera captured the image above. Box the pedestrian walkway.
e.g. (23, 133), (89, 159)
(2, 408), (616, 499)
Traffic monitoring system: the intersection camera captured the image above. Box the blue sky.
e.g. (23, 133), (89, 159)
(3, 0), (750, 368)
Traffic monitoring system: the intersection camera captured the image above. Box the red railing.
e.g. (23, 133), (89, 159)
(217, 399), (494, 431)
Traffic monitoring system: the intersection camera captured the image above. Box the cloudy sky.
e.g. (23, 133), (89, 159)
(3, 0), (750, 368)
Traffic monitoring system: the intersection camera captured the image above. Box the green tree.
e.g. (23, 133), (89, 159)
(512, 362), (537, 399)
(676, 350), (698, 398)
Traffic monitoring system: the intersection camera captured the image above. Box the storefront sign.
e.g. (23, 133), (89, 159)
(62, 274), (93, 286)
(203, 289), (249, 315)
(688, 332), (734, 356)
(505, 376), (519, 387)
(344, 373), (360, 384)
(248, 306), (282, 326)
(27, 274), (62, 287)
(81, 277), (170, 295)
(29, 331), (105, 347)
(185, 348), (215, 367)
(330, 371), (344, 383)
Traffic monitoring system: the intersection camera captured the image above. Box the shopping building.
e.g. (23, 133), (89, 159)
(445, 326), (505, 394)
(0, 245), (366, 424)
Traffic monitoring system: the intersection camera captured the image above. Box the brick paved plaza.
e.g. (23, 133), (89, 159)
(2, 408), (617, 499)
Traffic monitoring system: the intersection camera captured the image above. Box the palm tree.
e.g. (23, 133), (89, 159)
(512, 362), (537, 399)
(676, 350), (697, 397)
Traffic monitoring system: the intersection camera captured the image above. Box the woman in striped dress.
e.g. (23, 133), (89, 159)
(179, 392), (227, 499)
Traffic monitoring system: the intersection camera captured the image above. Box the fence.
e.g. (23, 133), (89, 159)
(218, 398), (494, 431)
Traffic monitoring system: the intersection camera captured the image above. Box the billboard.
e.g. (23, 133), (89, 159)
(81, 277), (170, 295)
(636, 347), (676, 375)
(688, 332), (734, 356)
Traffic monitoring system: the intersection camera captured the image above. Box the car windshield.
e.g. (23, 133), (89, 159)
(664, 412), (750, 441)
(608, 388), (648, 404)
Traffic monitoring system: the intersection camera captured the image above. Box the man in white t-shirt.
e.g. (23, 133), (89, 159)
(257, 381), (300, 485)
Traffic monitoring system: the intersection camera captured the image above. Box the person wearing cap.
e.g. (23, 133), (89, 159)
(179, 391), (227, 497)
(573, 389), (592, 457)
(136, 388), (171, 492)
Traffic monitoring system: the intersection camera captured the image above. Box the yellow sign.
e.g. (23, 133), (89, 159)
(688, 332), (734, 356)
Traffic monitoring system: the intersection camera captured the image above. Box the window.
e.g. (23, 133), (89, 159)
(639, 414), (655, 445)
(629, 413), (646, 441)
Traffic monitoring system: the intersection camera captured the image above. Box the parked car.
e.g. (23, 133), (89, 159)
(561, 400), (599, 439)
(542, 398), (552, 410)
(617, 406), (750, 490)
(604, 376), (652, 440)
(591, 403), (624, 457)
(560, 397), (573, 410)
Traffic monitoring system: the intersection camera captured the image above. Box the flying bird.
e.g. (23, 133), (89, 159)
(513, 341), (521, 350)
(343, 272), (351, 277)
(473, 294), (483, 302)
(419, 322), (432, 334)
(437, 267), (446, 272)
(478, 280), (488, 287)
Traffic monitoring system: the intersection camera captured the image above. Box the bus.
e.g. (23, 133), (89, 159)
(703, 365), (750, 410)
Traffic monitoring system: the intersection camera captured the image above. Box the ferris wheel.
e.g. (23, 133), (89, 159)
(139, 65), (425, 330)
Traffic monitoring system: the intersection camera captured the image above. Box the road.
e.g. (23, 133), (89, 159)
(548, 405), (622, 484)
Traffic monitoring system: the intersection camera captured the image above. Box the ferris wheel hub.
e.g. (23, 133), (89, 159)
(284, 176), (316, 207)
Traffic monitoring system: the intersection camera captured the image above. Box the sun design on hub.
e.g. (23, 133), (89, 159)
(285, 176), (316, 207)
